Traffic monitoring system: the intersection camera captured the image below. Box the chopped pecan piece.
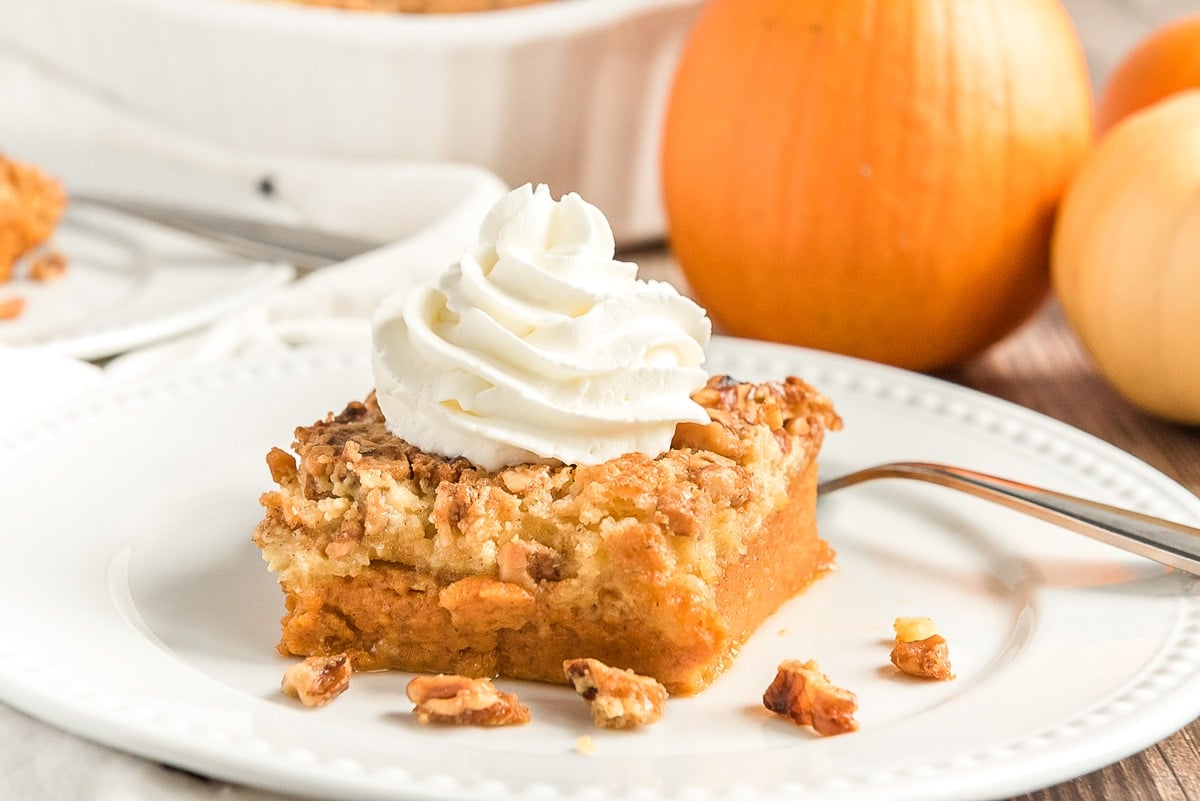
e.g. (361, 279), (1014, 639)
(890, 616), (954, 680)
(265, 447), (299, 485)
(762, 659), (859, 736)
(563, 657), (668, 729)
(672, 418), (743, 459)
(890, 635), (954, 680)
(406, 674), (530, 726)
(496, 538), (561, 588)
(281, 653), (352, 707)
(891, 636), (954, 681)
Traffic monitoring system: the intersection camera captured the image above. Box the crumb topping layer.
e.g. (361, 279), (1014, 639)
(255, 375), (840, 589)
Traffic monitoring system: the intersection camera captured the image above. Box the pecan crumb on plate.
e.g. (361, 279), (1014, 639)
(563, 657), (668, 729)
(281, 653), (352, 707)
(406, 674), (530, 726)
(891, 616), (954, 680)
(762, 659), (859, 736)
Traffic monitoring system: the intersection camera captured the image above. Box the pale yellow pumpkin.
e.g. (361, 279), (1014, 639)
(1052, 90), (1200, 424)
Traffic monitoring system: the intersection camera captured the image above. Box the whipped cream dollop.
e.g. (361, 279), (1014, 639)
(371, 184), (712, 470)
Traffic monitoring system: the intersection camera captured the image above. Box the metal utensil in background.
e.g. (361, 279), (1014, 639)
(71, 193), (386, 273)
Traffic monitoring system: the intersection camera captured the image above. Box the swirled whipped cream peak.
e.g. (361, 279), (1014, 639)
(371, 183), (712, 471)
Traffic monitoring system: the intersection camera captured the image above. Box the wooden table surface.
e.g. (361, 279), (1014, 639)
(637, 244), (1200, 801)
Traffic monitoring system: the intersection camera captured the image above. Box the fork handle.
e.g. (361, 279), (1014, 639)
(818, 461), (1200, 576)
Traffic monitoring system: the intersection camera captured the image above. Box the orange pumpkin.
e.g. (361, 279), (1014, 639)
(1097, 13), (1200, 134)
(661, 0), (1094, 372)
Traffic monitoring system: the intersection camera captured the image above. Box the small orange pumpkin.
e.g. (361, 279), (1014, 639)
(1097, 12), (1200, 134)
(661, 0), (1094, 371)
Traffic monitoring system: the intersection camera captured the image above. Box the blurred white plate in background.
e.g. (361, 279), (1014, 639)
(0, 207), (293, 361)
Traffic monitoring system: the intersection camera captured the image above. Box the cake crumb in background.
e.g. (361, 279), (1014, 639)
(575, 735), (596, 756)
(890, 617), (954, 681)
(762, 659), (859, 736)
(0, 154), (67, 284)
(28, 250), (68, 282)
(0, 295), (24, 320)
(0, 154), (69, 321)
(0, 251), (71, 322)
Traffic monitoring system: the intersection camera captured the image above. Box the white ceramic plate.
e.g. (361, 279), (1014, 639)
(0, 207), (293, 360)
(1, 338), (1199, 801)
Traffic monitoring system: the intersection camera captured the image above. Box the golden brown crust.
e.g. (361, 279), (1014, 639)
(0, 155), (66, 284)
(254, 375), (840, 694)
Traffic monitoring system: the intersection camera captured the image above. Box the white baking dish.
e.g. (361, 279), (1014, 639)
(0, 0), (702, 244)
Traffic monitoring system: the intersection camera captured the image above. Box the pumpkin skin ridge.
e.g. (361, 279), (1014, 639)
(661, 0), (1093, 372)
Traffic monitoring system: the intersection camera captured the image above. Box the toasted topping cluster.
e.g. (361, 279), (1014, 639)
(676, 375), (841, 460)
(563, 658), (669, 729)
(762, 659), (859, 736)
(280, 376), (838, 501)
(281, 654), (353, 707)
(406, 675), (530, 726)
(254, 377), (838, 591)
(890, 617), (954, 680)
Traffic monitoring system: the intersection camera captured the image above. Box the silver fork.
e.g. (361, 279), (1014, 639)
(818, 462), (1200, 576)
(71, 193), (384, 272)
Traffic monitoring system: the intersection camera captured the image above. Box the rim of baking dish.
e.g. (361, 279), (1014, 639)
(106, 0), (703, 44)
